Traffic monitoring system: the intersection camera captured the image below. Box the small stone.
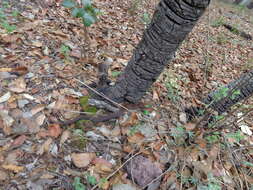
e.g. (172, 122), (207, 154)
(18, 99), (29, 108)
(179, 112), (187, 124)
(25, 72), (35, 79)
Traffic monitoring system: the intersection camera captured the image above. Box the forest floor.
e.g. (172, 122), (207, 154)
(0, 0), (253, 189)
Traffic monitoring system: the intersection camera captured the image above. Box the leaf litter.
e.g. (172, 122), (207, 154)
(0, 0), (252, 189)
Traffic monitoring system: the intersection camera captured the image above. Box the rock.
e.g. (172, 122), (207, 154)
(179, 112), (187, 124)
(125, 155), (162, 187)
(18, 99), (29, 108)
(25, 72), (35, 79)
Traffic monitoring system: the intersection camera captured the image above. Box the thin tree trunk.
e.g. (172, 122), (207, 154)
(101, 0), (210, 103)
(204, 70), (253, 114)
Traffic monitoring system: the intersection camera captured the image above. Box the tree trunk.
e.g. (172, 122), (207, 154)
(102, 0), (210, 103)
(204, 70), (253, 114)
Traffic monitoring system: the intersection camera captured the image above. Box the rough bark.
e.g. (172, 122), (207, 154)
(101, 0), (210, 103)
(204, 70), (253, 114)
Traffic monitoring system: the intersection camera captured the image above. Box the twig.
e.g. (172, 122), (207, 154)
(74, 78), (129, 111)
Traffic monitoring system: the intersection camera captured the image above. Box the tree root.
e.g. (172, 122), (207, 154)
(59, 110), (125, 126)
(223, 24), (252, 40)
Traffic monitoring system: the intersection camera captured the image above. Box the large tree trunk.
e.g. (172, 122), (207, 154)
(101, 0), (210, 103)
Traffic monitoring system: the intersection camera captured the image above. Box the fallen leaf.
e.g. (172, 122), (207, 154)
(2, 164), (24, 173)
(30, 104), (45, 116)
(0, 170), (8, 181)
(92, 158), (113, 168)
(48, 124), (62, 138)
(37, 138), (53, 155)
(127, 132), (145, 144)
(120, 112), (138, 127)
(11, 135), (27, 148)
(8, 78), (26, 93)
(71, 153), (96, 168)
(0, 92), (11, 103)
(60, 130), (71, 146)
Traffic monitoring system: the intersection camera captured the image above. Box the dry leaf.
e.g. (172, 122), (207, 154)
(11, 135), (27, 148)
(48, 124), (62, 138)
(2, 164), (24, 173)
(120, 112), (138, 127)
(8, 78), (26, 93)
(127, 132), (145, 144)
(71, 153), (96, 168)
(37, 138), (53, 155)
(0, 92), (11, 103)
(60, 130), (71, 146)
(30, 104), (45, 116)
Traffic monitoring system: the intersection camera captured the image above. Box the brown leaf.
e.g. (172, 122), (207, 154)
(60, 130), (71, 146)
(127, 132), (145, 144)
(11, 135), (27, 148)
(71, 153), (96, 168)
(37, 138), (53, 155)
(0, 170), (8, 181)
(120, 112), (138, 127)
(48, 124), (62, 138)
(8, 78), (26, 93)
(92, 158), (113, 168)
(2, 164), (24, 173)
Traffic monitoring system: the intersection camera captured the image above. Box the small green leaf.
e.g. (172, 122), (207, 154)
(80, 96), (89, 109)
(62, 0), (76, 8)
(93, 8), (102, 15)
(143, 110), (150, 115)
(82, 12), (96, 26)
(73, 177), (86, 190)
(111, 71), (121, 78)
(242, 161), (253, 168)
(82, 0), (92, 7)
(84, 106), (97, 114)
(87, 174), (97, 186)
(72, 8), (84, 18)
(80, 96), (97, 114)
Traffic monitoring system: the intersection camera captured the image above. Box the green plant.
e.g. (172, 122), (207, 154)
(205, 132), (220, 144)
(11, 10), (20, 17)
(1, 21), (16, 33)
(226, 131), (244, 143)
(62, 0), (101, 27)
(216, 34), (228, 45)
(165, 74), (181, 103)
(0, 7), (16, 33)
(141, 12), (151, 25)
(73, 177), (86, 190)
(99, 178), (108, 188)
(129, 125), (139, 136)
(111, 71), (121, 78)
(60, 44), (70, 59)
(128, 0), (142, 15)
(211, 17), (225, 28)
(86, 173), (97, 186)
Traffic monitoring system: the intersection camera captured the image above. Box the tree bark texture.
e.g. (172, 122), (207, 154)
(102, 0), (210, 103)
(204, 70), (253, 114)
